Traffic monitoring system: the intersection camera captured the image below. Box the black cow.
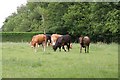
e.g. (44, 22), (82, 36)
(45, 34), (51, 46)
(53, 35), (71, 52)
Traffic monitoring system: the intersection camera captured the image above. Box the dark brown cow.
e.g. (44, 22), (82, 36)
(79, 36), (90, 53)
(30, 34), (46, 52)
(51, 34), (72, 49)
(53, 35), (72, 52)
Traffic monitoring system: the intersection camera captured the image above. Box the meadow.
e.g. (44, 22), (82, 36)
(1, 42), (118, 78)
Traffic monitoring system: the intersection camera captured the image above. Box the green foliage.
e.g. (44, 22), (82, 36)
(2, 2), (120, 43)
(62, 3), (91, 35)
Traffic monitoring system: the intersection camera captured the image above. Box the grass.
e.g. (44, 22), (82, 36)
(0, 42), (2, 79)
(1, 42), (118, 78)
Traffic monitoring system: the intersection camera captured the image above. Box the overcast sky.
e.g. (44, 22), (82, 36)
(0, 0), (27, 28)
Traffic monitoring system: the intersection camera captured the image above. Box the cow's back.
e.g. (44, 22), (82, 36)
(31, 34), (46, 47)
(62, 35), (71, 43)
(54, 35), (71, 46)
(36, 34), (46, 43)
(79, 36), (90, 46)
(83, 36), (90, 45)
(55, 37), (63, 46)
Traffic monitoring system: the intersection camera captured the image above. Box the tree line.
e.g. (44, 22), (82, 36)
(2, 2), (120, 43)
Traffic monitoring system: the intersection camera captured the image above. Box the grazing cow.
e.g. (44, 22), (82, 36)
(79, 36), (90, 53)
(45, 34), (51, 46)
(30, 34), (46, 52)
(51, 34), (72, 48)
(51, 34), (62, 46)
(53, 35), (72, 52)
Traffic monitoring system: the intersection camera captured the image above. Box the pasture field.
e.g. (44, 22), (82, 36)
(0, 42), (2, 79)
(1, 42), (118, 78)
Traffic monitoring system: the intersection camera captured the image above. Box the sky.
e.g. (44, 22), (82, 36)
(0, 0), (27, 28)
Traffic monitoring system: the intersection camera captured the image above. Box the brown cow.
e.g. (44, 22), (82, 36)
(51, 34), (62, 46)
(79, 36), (90, 53)
(30, 34), (46, 52)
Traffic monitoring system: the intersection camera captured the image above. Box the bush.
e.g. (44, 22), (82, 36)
(0, 32), (119, 43)
(1, 32), (43, 42)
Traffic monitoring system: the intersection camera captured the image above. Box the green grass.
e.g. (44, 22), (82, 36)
(2, 42), (118, 78)
(0, 42), (2, 79)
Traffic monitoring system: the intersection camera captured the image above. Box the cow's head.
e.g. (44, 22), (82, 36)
(70, 43), (72, 49)
(79, 37), (83, 44)
(53, 45), (57, 51)
(30, 41), (35, 48)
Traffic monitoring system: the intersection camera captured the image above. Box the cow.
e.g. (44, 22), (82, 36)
(79, 36), (90, 53)
(30, 34), (46, 52)
(45, 34), (51, 46)
(51, 34), (72, 49)
(53, 35), (72, 52)
(51, 34), (62, 46)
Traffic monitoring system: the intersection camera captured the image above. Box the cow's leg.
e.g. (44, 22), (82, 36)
(43, 43), (46, 52)
(87, 45), (89, 53)
(38, 44), (40, 47)
(35, 43), (38, 53)
(59, 46), (61, 51)
(62, 46), (66, 52)
(46, 42), (48, 47)
(46, 39), (48, 47)
(47, 40), (50, 46)
(85, 46), (86, 53)
(80, 45), (82, 53)
(67, 44), (70, 52)
(42, 42), (46, 52)
(46, 40), (50, 47)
